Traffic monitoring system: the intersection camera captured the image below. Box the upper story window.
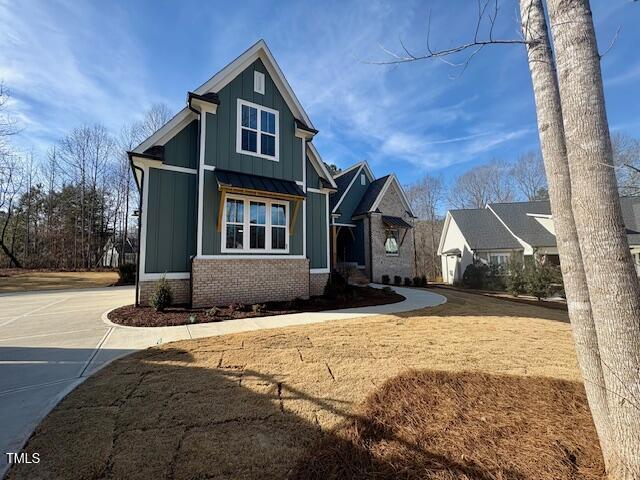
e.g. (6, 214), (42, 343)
(222, 194), (289, 253)
(254, 71), (265, 94)
(360, 173), (366, 186)
(237, 99), (279, 161)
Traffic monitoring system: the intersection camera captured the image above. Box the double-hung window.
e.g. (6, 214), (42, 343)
(222, 195), (289, 253)
(237, 99), (279, 161)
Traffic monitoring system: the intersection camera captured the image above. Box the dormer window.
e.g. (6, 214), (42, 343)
(237, 99), (279, 161)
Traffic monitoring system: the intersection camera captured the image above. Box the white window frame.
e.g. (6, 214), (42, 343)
(236, 99), (280, 162)
(384, 228), (399, 256)
(488, 252), (510, 265)
(221, 193), (289, 254)
(254, 71), (265, 95)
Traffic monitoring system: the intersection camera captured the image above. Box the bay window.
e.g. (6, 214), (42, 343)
(237, 99), (279, 161)
(222, 195), (289, 253)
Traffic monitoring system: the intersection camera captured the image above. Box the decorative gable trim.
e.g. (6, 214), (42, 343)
(133, 39), (315, 155)
(369, 174), (415, 218)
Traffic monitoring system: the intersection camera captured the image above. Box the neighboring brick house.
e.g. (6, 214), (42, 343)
(330, 162), (417, 283)
(129, 40), (337, 307)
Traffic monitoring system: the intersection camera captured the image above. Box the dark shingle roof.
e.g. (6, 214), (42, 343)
(488, 201), (556, 247)
(215, 169), (305, 198)
(450, 209), (522, 250)
(330, 167), (360, 211)
(353, 176), (389, 216)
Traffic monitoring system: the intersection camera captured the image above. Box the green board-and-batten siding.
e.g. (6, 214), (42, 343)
(145, 168), (197, 273)
(334, 171), (370, 223)
(306, 156), (322, 189)
(204, 59), (302, 182)
(306, 191), (328, 269)
(163, 120), (199, 170)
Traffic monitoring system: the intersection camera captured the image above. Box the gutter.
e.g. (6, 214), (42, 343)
(129, 157), (144, 307)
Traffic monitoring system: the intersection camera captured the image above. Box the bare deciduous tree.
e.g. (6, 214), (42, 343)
(449, 160), (514, 208)
(510, 151), (548, 200)
(612, 132), (640, 196)
(405, 175), (444, 279)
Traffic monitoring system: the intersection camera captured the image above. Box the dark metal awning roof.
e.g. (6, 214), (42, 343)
(382, 215), (413, 229)
(215, 169), (305, 199)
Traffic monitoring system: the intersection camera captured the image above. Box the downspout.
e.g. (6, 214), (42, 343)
(129, 158), (144, 307)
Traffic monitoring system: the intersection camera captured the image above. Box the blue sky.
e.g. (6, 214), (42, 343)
(1, 0), (639, 191)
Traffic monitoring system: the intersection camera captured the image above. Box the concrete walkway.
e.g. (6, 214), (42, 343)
(101, 285), (447, 351)
(0, 285), (445, 477)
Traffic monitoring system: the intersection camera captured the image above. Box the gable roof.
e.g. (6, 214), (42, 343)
(330, 166), (360, 212)
(449, 209), (522, 250)
(487, 201), (556, 247)
(353, 174), (416, 218)
(353, 175), (389, 216)
(133, 39), (315, 154)
(330, 161), (375, 213)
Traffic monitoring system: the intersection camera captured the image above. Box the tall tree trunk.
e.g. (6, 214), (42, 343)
(0, 205), (22, 268)
(546, 0), (640, 477)
(519, 0), (614, 468)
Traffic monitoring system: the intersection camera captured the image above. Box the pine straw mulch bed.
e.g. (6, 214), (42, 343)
(8, 289), (604, 480)
(291, 370), (604, 480)
(108, 286), (404, 327)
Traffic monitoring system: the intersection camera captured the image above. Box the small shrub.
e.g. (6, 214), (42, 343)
(150, 276), (172, 312)
(252, 303), (266, 314)
(506, 259), (526, 297)
(420, 275), (428, 287)
(324, 272), (348, 299)
(485, 263), (506, 291)
(381, 286), (394, 294)
(461, 263), (488, 289)
(229, 302), (247, 313)
(524, 261), (557, 300)
(404, 277), (412, 286)
(381, 274), (390, 285)
(393, 275), (402, 286)
(413, 276), (421, 287)
(206, 306), (221, 317)
(117, 263), (136, 284)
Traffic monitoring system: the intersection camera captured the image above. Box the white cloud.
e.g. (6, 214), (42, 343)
(0, 0), (161, 155)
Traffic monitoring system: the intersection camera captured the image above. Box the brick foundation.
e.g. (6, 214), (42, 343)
(309, 273), (329, 296)
(191, 257), (310, 307)
(139, 278), (191, 306)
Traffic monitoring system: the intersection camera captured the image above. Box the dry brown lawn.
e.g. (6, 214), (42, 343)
(8, 289), (604, 480)
(0, 269), (118, 292)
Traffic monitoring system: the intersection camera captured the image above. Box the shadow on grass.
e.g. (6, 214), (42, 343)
(7, 345), (603, 480)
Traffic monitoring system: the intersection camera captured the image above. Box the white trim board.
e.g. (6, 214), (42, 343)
(307, 142), (338, 189)
(332, 164), (364, 214)
(369, 174), (416, 217)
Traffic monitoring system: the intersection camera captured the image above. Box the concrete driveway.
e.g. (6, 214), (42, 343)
(0, 286), (135, 475)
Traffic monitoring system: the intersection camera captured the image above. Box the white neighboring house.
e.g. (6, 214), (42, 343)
(102, 238), (137, 268)
(437, 198), (640, 284)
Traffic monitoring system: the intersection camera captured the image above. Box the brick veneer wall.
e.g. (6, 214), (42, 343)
(139, 278), (191, 306)
(310, 273), (329, 296)
(191, 257), (310, 307)
(370, 183), (415, 283)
